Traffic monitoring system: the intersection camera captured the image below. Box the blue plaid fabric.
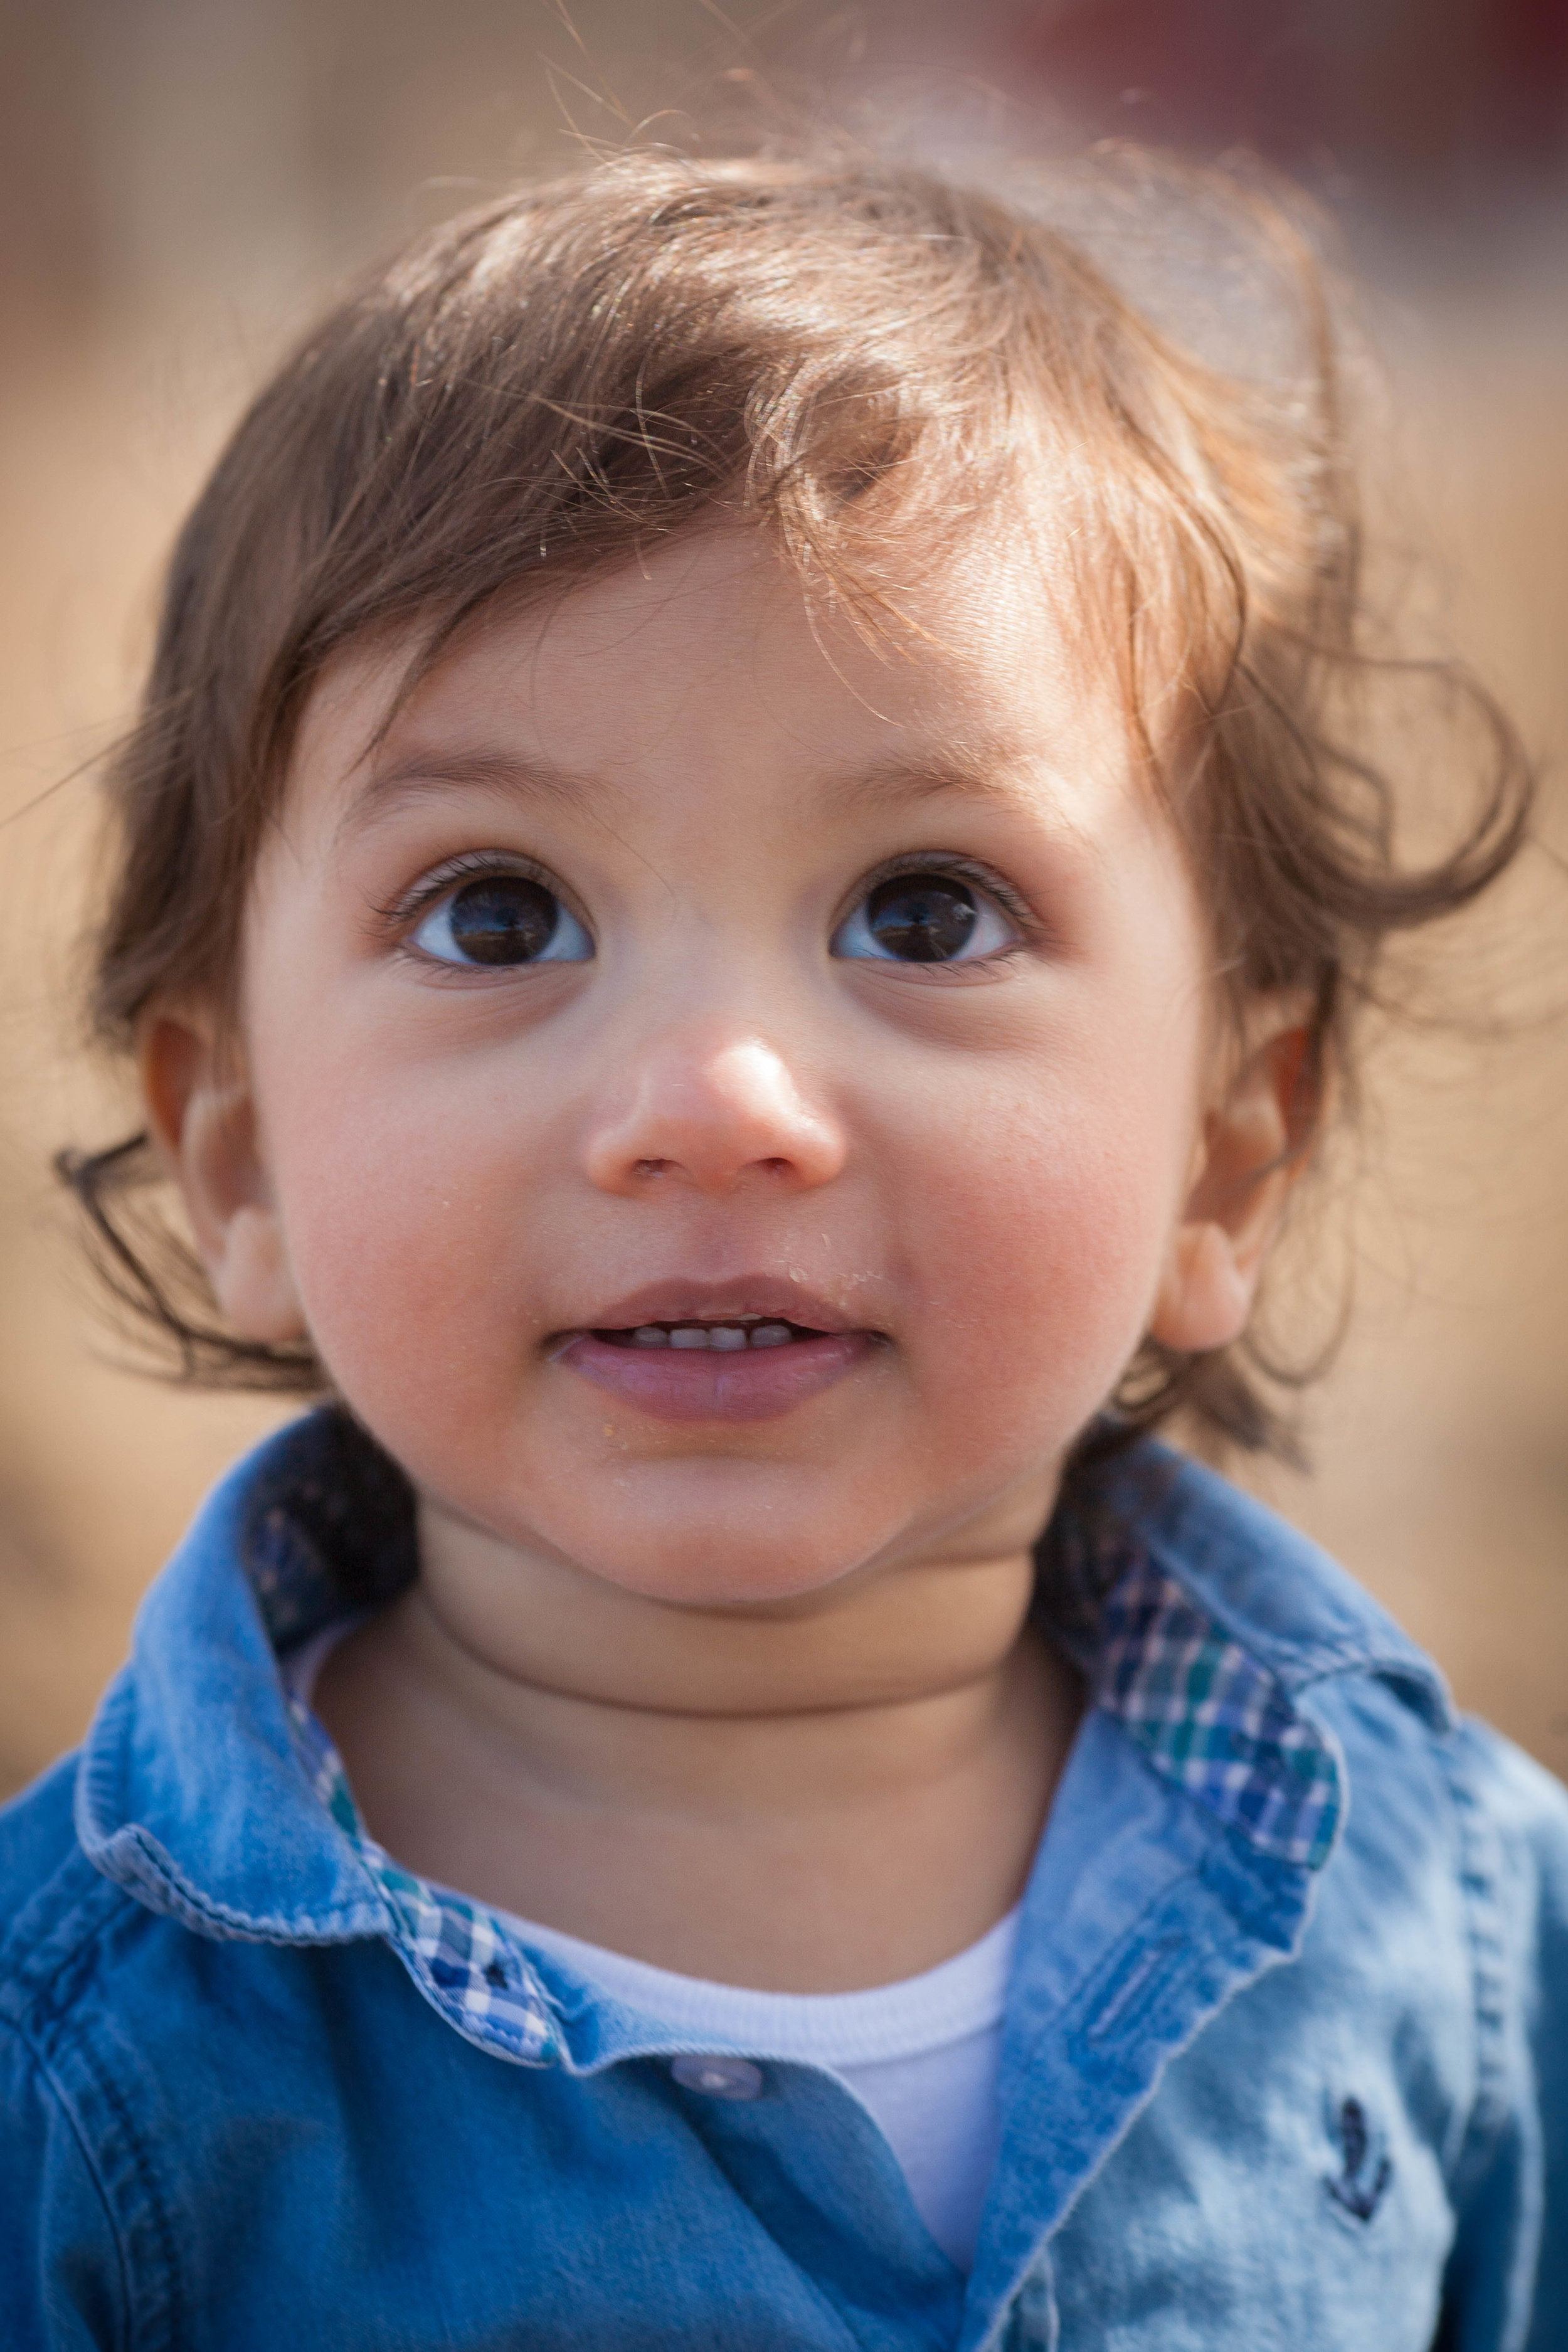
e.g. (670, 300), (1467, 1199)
(246, 1437), (1342, 2072)
(1041, 1495), (1343, 1871)
(285, 1700), (559, 2063)
(249, 1480), (561, 2065)
(1089, 1554), (1340, 1868)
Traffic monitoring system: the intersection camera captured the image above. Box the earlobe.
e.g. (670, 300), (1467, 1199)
(1149, 1219), (1256, 1354)
(1148, 1020), (1316, 1357)
(137, 1010), (308, 1345)
(208, 1202), (309, 1344)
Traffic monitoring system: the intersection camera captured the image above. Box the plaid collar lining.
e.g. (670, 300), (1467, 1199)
(250, 1488), (561, 2065)
(245, 1428), (1343, 2068)
(1052, 1549), (1340, 1869)
(1040, 1492), (1342, 1871)
(286, 1697), (561, 2064)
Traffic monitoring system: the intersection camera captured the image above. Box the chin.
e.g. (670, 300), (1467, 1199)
(544, 1480), (893, 1611)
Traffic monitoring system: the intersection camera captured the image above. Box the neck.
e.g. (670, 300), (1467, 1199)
(314, 1491), (1084, 1990)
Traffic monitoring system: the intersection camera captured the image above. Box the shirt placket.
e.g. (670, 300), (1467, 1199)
(957, 1714), (1330, 2352)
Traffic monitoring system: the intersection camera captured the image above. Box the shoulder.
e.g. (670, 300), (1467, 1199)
(0, 1750), (134, 2006)
(1436, 1713), (1568, 2053)
(1052, 1440), (1568, 1921)
(1448, 1710), (1568, 1867)
(1150, 1454), (1568, 1863)
(1124, 1451), (1568, 2104)
(0, 1747), (409, 2343)
(1155, 1448), (1568, 1833)
(1127, 1446), (1450, 1712)
(0, 1754), (149, 2346)
(0, 1748), (81, 1904)
(0, 1745), (163, 2134)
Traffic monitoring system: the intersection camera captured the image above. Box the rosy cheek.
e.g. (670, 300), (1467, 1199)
(263, 1056), (507, 1405)
(899, 1073), (1184, 1434)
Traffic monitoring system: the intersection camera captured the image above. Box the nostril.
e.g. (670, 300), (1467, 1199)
(632, 1158), (669, 1180)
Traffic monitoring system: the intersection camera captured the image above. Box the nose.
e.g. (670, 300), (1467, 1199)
(581, 1031), (847, 1199)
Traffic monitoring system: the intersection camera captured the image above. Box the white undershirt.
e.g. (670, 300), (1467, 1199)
(283, 1626), (1016, 2270)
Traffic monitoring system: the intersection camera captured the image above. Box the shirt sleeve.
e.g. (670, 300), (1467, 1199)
(1438, 1719), (1568, 2352)
(0, 2020), (125, 2351)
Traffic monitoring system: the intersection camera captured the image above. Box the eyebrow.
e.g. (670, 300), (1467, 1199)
(334, 745), (612, 844)
(817, 741), (1052, 813)
(334, 730), (1066, 844)
(810, 734), (1096, 850)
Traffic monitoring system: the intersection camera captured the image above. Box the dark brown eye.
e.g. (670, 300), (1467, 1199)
(863, 876), (978, 961)
(413, 874), (591, 967)
(834, 870), (1017, 965)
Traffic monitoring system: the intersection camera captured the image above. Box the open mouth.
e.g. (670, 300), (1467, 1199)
(592, 1317), (824, 1353)
(558, 1310), (874, 1423)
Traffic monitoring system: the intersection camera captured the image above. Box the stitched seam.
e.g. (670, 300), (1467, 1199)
(1145, 1487), (1439, 1685)
(1080, 1932), (1189, 2045)
(3, 2013), (139, 2352)
(96, 1825), (388, 1945)
(1440, 1733), (1513, 2191)
(0, 1855), (132, 2017)
(75, 2020), (184, 2352)
(5, 1878), (198, 2350)
(992, 1859), (1305, 2344)
(1060, 1457), (1448, 1720)
(1057, 1862), (1207, 2051)
(1126, 1602), (1449, 1749)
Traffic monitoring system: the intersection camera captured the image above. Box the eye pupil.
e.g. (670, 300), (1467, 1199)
(865, 875), (978, 961)
(447, 877), (560, 965)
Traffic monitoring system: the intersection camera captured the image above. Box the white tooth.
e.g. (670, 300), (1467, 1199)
(709, 1325), (748, 1350)
(631, 1327), (669, 1348)
(669, 1327), (711, 1349)
(749, 1323), (793, 1348)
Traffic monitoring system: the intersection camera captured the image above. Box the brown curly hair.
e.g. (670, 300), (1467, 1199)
(59, 144), (1532, 1459)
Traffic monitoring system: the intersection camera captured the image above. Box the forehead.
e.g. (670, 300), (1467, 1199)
(294, 519), (1138, 847)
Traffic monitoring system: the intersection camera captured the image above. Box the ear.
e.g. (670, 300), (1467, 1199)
(138, 1009), (308, 1345)
(1148, 1014), (1317, 1356)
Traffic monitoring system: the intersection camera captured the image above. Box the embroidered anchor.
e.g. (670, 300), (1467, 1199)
(1327, 2097), (1391, 2222)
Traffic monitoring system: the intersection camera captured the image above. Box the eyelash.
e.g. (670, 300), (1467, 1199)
(376, 847), (1044, 960)
(841, 850), (1045, 952)
(374, 850), (583, 944)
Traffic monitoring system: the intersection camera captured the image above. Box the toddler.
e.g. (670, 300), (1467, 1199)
(3, 149), (1565, 2349)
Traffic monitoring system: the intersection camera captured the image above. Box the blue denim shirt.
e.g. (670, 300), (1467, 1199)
(3, 1407), (1565, 2350)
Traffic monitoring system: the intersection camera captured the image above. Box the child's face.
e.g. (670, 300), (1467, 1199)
(160, 524), (1283, 1607)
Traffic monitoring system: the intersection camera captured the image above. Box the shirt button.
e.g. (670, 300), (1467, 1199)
(670, 2054), (765, 2100)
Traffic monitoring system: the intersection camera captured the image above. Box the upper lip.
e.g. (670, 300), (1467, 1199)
(569, 1278), (867, 1335)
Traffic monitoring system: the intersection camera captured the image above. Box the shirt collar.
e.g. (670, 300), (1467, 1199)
(1035, 1439), (1450, 1870)
(77, 1406), (1450, 2070)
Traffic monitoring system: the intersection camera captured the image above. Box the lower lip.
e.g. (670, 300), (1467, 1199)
(558, 1332), (874, 1423)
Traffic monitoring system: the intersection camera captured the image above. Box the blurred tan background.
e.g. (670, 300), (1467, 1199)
(1, 0), (1565, 1801)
